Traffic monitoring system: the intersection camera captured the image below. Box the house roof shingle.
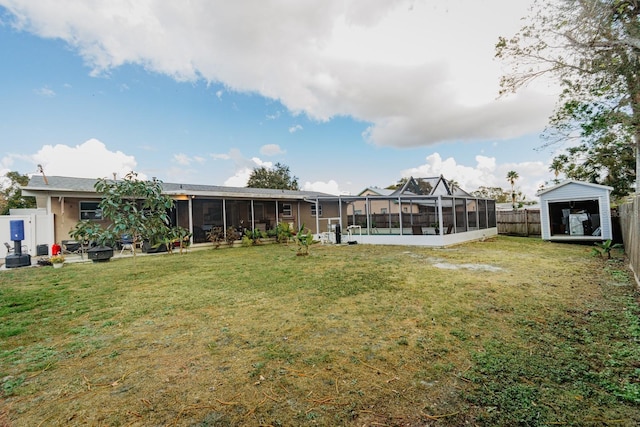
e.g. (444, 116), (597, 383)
(24, 175), (332, 200)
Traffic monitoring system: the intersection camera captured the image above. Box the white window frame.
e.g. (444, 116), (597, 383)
(311, 204), (322, 217)
(281, 203), (293, 217)
(79, 201), (103, 220)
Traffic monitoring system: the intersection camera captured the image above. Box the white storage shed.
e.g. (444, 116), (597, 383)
(537, 180), (613, 242)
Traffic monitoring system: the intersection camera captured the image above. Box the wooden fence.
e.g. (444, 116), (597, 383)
(496, 209), (541, 237)
(619, 196), (640, 287)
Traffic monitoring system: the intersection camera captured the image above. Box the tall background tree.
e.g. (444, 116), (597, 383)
(496, 0), (639, 198)
(246, 162), (299, 190)
(507, 170), (520, 209)
(471, 186), (511, 203)
(386, 177), (433, 194)
(0, 171), (36, 215)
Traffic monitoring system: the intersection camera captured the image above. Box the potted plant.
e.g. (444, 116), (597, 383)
(50, 254), (65, 268)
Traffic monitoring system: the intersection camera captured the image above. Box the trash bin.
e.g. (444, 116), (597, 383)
(37, 244), (49, 256)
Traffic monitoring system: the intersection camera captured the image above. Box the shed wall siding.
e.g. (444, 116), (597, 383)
(540, 184), (606, 201)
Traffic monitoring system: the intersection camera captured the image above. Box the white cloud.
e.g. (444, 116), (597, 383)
(303, 179), (343, 195)
(0, 0), (556, 149)
(34, 86), (55, 97)
(402, 152), (547, 200)
(214, 149), (273, 187)
(288, 125), (303, 134)
(173, 153), (191, 166)
(30, 138), (144, 180)
(260, 144), (285, 156)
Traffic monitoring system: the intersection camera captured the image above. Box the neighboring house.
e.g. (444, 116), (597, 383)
(353, 187), (414, 215)
(351, 176), (473, 216)
(537, 180), (613, 241)
(21, 175), (341, 245)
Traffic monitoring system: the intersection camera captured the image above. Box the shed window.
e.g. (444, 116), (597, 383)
(80, 201), (102, 220)
(311, 204), (322, 217)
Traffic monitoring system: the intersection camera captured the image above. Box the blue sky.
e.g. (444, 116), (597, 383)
(0, 1), (562, 198)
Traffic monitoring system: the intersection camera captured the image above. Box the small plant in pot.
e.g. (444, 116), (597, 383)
(50, 254), (65, 268)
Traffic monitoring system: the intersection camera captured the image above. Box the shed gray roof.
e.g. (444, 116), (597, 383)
(24, 175), (332, 200)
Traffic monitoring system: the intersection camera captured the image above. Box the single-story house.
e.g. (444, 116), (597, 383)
(7, 174), (497, 256)
(537, 180), (613, 241)
(20, 175), (341, 246)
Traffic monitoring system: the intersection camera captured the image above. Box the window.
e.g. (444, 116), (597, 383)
(80, 201), (102, 220)
(403, 207), (408, 213)
(311, 204), (322, 217)
(281, 203), (292, 217)
(381, 208), (388, 214)
(354, 209), (362, 215)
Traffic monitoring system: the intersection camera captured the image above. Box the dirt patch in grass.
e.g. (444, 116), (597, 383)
(1, 236), (639, 426)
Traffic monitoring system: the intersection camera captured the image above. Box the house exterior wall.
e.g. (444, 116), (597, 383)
(539, 183), (612, 241)
(49, 197), (112, 243)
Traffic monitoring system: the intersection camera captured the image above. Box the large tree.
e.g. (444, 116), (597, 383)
(471, 186), (511, 203)
(496, 0), (639, 197)
(246, 162), (300, 190)
(0, 171), (36, 215)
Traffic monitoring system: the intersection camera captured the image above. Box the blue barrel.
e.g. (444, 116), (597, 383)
(10, 220), (25, 241)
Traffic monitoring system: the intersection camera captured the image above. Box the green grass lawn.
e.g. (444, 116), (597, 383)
(1, 236), (639, 426)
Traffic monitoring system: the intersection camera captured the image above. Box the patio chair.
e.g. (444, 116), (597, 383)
(4, 242), (28, 256)
(61, 240), (81, 254)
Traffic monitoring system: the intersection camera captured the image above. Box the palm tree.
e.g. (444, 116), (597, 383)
(506, 170), (519, 209)
(549, 155), (567, 184)
(448, 179), (459, 195)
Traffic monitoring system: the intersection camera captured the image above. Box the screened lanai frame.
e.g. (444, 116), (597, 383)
(310, 194), (496, 237)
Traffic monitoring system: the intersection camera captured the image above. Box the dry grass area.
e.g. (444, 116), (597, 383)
(1, 236), (639, 426)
